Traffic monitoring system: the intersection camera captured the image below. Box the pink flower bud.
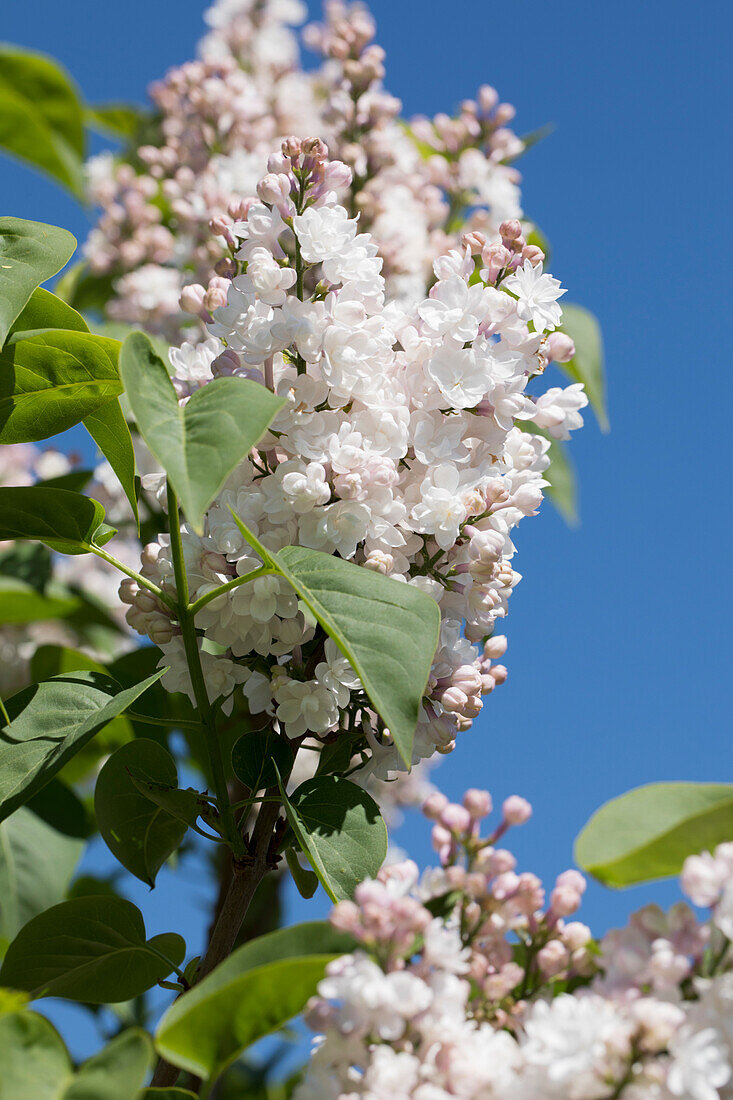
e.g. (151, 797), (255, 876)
(214, 257), (237, 279)
(555, 869), (586, 895)
(323, 160), (353, 189)
(302, 137), (329, 163)
(179, 283), (206, 315)
(537, 939), (569, 977)
(491, 664), (508, 686)
(546, 331), (575, 363)
(492, 871), (520, 900)
(484, 634), (508, 660)
(521, 244), (545, 266)
(445, 865), (466, 889)
(440, 803), (472, 834)
(502, 796), (532, 826)
(257, 173), (292, 206)
(462, 231), (487, 255)
(422, 791), (449, 820)
(491, 848), (517, 874)
(562, 921), (592, 950)
(499, 219), (523, 242)
(281, 136), (302, 159)
(478, 85), (499, 114)
(463, 788), (493, 819)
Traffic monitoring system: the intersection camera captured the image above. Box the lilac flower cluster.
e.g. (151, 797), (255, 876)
(121, 139), (586, 779)
(296, 791), (733, 1100)
(83, 0), (526, 333)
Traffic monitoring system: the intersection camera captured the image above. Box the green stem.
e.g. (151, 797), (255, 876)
(187, 566), (275, 617)
(0, 693), (9, 724)
(90, 545), (176, 612)
(125, 710), (203, 732)
(147, 944), (189, 988)
(166, 482), (244, 858)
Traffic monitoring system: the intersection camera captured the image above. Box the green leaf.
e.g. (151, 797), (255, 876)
(0, 540), (52, 589)
(575, 782), (733, 887)
(120, 332), (285, 533)
(231, 730), (293, 793)
(558, 303), (608, 431)
(278, 774), (386, 901)
(155, 922), (355, 1080)
(0, 47), (85, 197)
(0, 896), (185, 1002)
(0, 808), (82, 941)
(84, 102), (148, 139)
(544, 437), (578, 524)
(0, 1011), (71, 1099)
(26, 778), (90, 839)
(285, 848), (319, 900)
(64, 1028), (152, 1100)
(0, 668), (165, 823)
(83, 398), (139, 527)
(0, 217), (76, 346)
(0, 486), (115, 554)
(9, 286), (89, 336)
(128, 774), (202, 828)
(230, 516), (441, 767)
(139, 1091), (198, 1099)
(54, 261), (116, 315)
(0, 328), (122, 444)
(0, 577), (82, 624)
(95, 740), (194, 886)
(29, 645), (134, 782)
(0, 1013), (151, 1100)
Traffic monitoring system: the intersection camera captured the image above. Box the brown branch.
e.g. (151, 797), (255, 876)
(150, 795), (282, 1089)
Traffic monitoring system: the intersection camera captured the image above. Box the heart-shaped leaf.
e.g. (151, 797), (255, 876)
(9, 286), (89, 337)
(0, 486), (115, 554)
(277, 773), (386, 901)
(83, 397), (139, 527)
(65, 1028), (152, 1100)
(575, 782), (733, 887)
(230, 515), (441, 766)
(0, 896), (185, 1002)
(0, 1013), (151, 1100)
(155, 922), (355, 1080)
(0, 808), (82, 941)
(0, 668), (165, 823)
(0, 217), (76, 346)
(120, 332), (285, 533)
(95, 740), (196, 886)
(0, 1011), (71, 1098)
(558, 303), (608, 431)
(0, 328), (122, 443)
(231, 729), (293, 793)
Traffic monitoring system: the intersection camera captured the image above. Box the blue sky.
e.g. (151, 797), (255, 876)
(3, 0), (732, 1059)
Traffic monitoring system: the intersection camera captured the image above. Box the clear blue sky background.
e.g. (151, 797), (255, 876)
(3, 0), (732, 1061)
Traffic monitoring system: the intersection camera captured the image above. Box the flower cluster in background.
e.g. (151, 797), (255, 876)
(296, 791), (733, 1100)
(120, 137), (586, 781)
(83, 0), (526, 335)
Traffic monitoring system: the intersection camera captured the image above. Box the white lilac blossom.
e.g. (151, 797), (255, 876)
(83, 0), (527, 334)
(294, 792), (733, 1100)
(121, 141), (587, 781)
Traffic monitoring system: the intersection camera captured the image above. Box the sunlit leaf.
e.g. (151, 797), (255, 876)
(0, 217), (75, 346)
(230, 516), (441, 767)
(120, 332), (285, 533)
(575, 782), (733, 887)
(0, 668), (164, 822)
(155, 922), (355, 1080)
(0, 896), (185, 1002)
(0, 47), (85, 196)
